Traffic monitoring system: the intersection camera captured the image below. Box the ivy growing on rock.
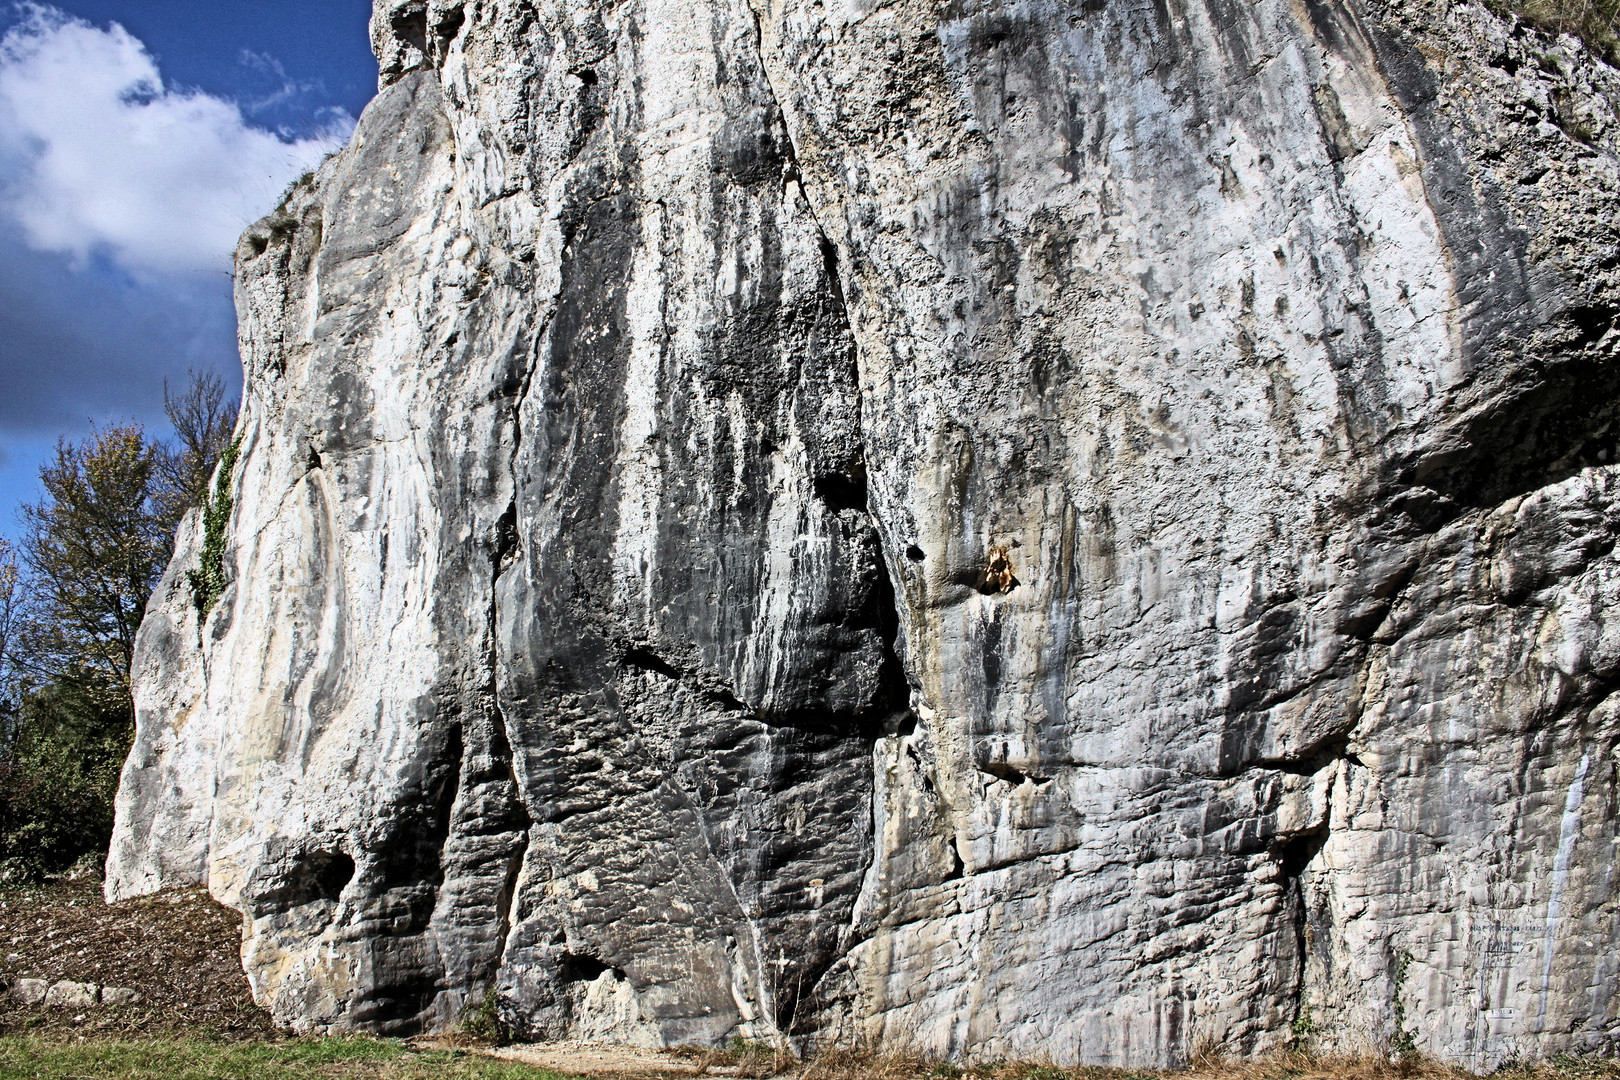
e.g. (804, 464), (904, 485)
(187, 434), (242, 615)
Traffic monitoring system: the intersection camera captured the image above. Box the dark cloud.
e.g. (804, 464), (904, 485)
(0, 233), (241, 437)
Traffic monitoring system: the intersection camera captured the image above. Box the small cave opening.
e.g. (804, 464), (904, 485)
(978, 761), (1051, 786)
(493, 501), (518, 568)
(309, 851), (356, 901)
(813, 471), (869, 513)
(559, 952), (623, 984)
(260, 849), (355, 914)
(707, 686), (751, 713)
(623, 645), (682, 679)
(390, 4), (429, 55)
(1404, 307), (1620, 522)
(1273, 826), (1329, 880)
(435, 5), (466, 52)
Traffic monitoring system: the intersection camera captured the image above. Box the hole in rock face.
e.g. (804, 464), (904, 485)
(493, 502), (518, 567)
(558, 952), (623, 983)
(622, 645), (681, 679)
(978, 760), (1050, 786)
(391, 4), (429, 54)
(906, 544), (926, 562)
(306, 851), (355, 901)
(435, 5), (465, 50)
(813, 471), (868, 513)
(1400, 303), (1620, 520)
(575, 68), (598, 86)
(1273, 827), (1328, 880)
(261, 850), (355, 913)
(708, 686), (750, 713)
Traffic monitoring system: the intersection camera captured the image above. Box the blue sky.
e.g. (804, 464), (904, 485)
(0, 0), (376, 540)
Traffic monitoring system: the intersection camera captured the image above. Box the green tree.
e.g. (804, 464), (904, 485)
(0, 427), (168, 878)
(14, 425), (171, 702)
(0, 538), (20, 737)
(0, 372), (239, 879)
(0, 677), (133, 879)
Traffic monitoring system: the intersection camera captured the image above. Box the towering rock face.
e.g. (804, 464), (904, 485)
(110, 0), (1620, 1067)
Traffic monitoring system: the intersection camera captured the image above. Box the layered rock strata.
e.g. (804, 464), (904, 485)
(111, 0), (1620, 1068)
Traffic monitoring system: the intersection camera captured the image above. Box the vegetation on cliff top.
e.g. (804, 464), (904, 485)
(1505, 0), (1620, 62)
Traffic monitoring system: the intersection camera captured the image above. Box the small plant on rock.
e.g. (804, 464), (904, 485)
(458, 986), (510, 1045)
(187, 433), (242, 614)
(1390, 949), (1418, 1062)
(1289, 1001), (1315, 1052)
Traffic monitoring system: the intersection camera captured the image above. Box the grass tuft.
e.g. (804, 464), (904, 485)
(458, 987), (512, 1047)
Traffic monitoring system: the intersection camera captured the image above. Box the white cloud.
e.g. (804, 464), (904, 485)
(0, 4), (352, 278)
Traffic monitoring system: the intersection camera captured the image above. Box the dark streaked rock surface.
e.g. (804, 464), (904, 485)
(111, 0), (1620, 1068)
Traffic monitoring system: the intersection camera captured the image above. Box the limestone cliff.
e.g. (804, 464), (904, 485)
(110, 0), (1620, 1068)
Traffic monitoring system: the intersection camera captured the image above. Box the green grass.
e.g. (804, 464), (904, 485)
(0, 1036), (578, 1080)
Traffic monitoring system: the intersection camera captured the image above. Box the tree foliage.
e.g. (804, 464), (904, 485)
(0, 539), (20, 740)
(0, 371), (239, 880)
(14, 426), (171, 702)
(0, 539), (19, 690)
(0, 679), (132, 878)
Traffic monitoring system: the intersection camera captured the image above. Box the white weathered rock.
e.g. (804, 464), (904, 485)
(109, 0), (1620, 1068)
(10, 978), (48, 1006)
(44, 981), (99, 1009)
(101, 987), (142, 1007)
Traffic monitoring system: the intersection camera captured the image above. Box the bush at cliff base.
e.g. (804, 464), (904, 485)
(0, 675), (131, 882)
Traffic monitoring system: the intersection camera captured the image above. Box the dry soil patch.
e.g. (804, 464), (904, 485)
(488, 1041), (706, 1077)
(0, 876), (277, 1040)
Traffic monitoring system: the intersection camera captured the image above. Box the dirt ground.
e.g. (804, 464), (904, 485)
(488, 1042), (704, 1076)
(0, 875), (278, 1040)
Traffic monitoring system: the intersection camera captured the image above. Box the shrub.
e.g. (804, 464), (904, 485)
(0, 676), (131, 881)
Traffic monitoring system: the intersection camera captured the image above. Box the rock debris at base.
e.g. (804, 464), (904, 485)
(0, 881), (274, 1040)
(108, 0), (1620, 1069)
(7, 979), (142, 1009)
